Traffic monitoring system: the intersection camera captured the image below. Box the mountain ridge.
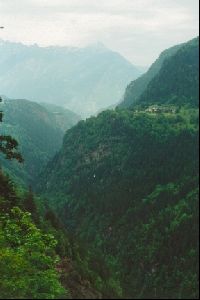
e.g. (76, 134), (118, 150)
(0, 97), (80, 185)
(119, 37), (199, 108)
(0, 39), (142, 117)
(36, 37), (199, 298)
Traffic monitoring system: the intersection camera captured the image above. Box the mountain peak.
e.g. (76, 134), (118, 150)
(0, 40), (142, 117)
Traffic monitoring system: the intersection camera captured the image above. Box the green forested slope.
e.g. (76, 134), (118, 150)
(119, 42), (183, 108)
(0, 98), (80, 185)
(36, 36), (199, 299)
(38, 108), (199, 298)
(119, 37), (199, 108)
(1, 36), (199, 299)
(138, 37), (199, 107)
(0, 168), (125, 299)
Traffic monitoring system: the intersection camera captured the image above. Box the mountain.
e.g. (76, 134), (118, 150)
(37, 37), (199, 298)
(40, 102), (81, 132)
(0, 40), (142, 117)
(0, 167), (104, 299)
(119, 37), (199, 108)
(138, 37), (199, 107)
(37, 108), (199, 299)
(0, 98), (80, 184)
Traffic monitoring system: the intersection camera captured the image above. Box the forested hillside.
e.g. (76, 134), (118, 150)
(37, 36), (199, 299)
(0, 98), (80, 185)
(0, 99), (117, 298)
(1, 34), (199, 299)
(38, 108), (199, 298)
(120, 37), (199, 108)
(0, 170), (67, 299)
(138, 37), (199, 107)
(0, 168), (119, 299)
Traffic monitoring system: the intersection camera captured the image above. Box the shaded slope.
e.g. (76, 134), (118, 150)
(138, 37), (199, 107)
(119, 37), (199, 108)
(119, 42), (183, 108)
(0, 98), (80, 185)
(38, 108), (199, 299)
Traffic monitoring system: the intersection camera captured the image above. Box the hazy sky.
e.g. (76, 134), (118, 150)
(0, 0), (199, 65)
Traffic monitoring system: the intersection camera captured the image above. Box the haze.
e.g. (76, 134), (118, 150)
(0, 0), (199, 66)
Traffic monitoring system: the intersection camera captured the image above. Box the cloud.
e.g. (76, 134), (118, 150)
(0, 0), (199, 65)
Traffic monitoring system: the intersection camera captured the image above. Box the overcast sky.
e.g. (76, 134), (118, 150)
(0, 0), (199, 65)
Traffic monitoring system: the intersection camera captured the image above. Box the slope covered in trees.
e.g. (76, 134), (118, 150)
(38, 108), (199, 298)
(37, 37), (199, 298)
(138, 37), (199, 107)
(0, 98), (66, 298)
(0, 98), (80, 185)
(0, 174), (66, 299)
(0, 97), (122, 299)
(119, 37), (199, 108)
(0, 169), (111, 299)
(1, 36), (199, 299)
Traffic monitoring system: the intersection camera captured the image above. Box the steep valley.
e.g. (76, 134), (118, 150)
(0, 36), (199, 299)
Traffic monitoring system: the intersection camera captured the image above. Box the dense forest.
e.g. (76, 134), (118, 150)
(138, 38), (199, 107)
(0, 36), (199, 299)
(37, 37), (199, 298)
(0, 98), (118, 299)
(38, 108), (199, 299)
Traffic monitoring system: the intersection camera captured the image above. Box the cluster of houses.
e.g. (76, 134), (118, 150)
(145, 105), (177, 114)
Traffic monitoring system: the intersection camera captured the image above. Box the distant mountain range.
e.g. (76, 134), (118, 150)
(0, 97), (80, 184)
(0, 40), (142, 117)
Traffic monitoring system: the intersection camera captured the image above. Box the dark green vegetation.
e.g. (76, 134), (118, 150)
(0, 170), (107, 299)
(138, 38), (199, 107)
(0, 172), (66, 299)
(0, 99), (124, 299)
(0, 96), (66, 298)
(0, 156), (124, 299)
(0, 98), (80, 185)
(37, 37), (199, 299)
(1, 36), (199, 299)
(38, 107), (199, 299)
(0, 40), (142, 117)
(120, 37), (199, 108)
(0, 104), (110, 299)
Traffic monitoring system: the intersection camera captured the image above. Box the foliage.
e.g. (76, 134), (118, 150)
(119, 37), (199, 109)
(0, 98), (79, 185)
(119, 40), (183, 108)
(38, 107), (199, 298)
(0, 171), (67, 299)
(0, 206), (66, 299)
(138, 37), (199, 107)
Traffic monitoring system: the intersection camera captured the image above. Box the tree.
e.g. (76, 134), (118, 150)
(0, 96), (23, 162)
(0, 205), (67, 299)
